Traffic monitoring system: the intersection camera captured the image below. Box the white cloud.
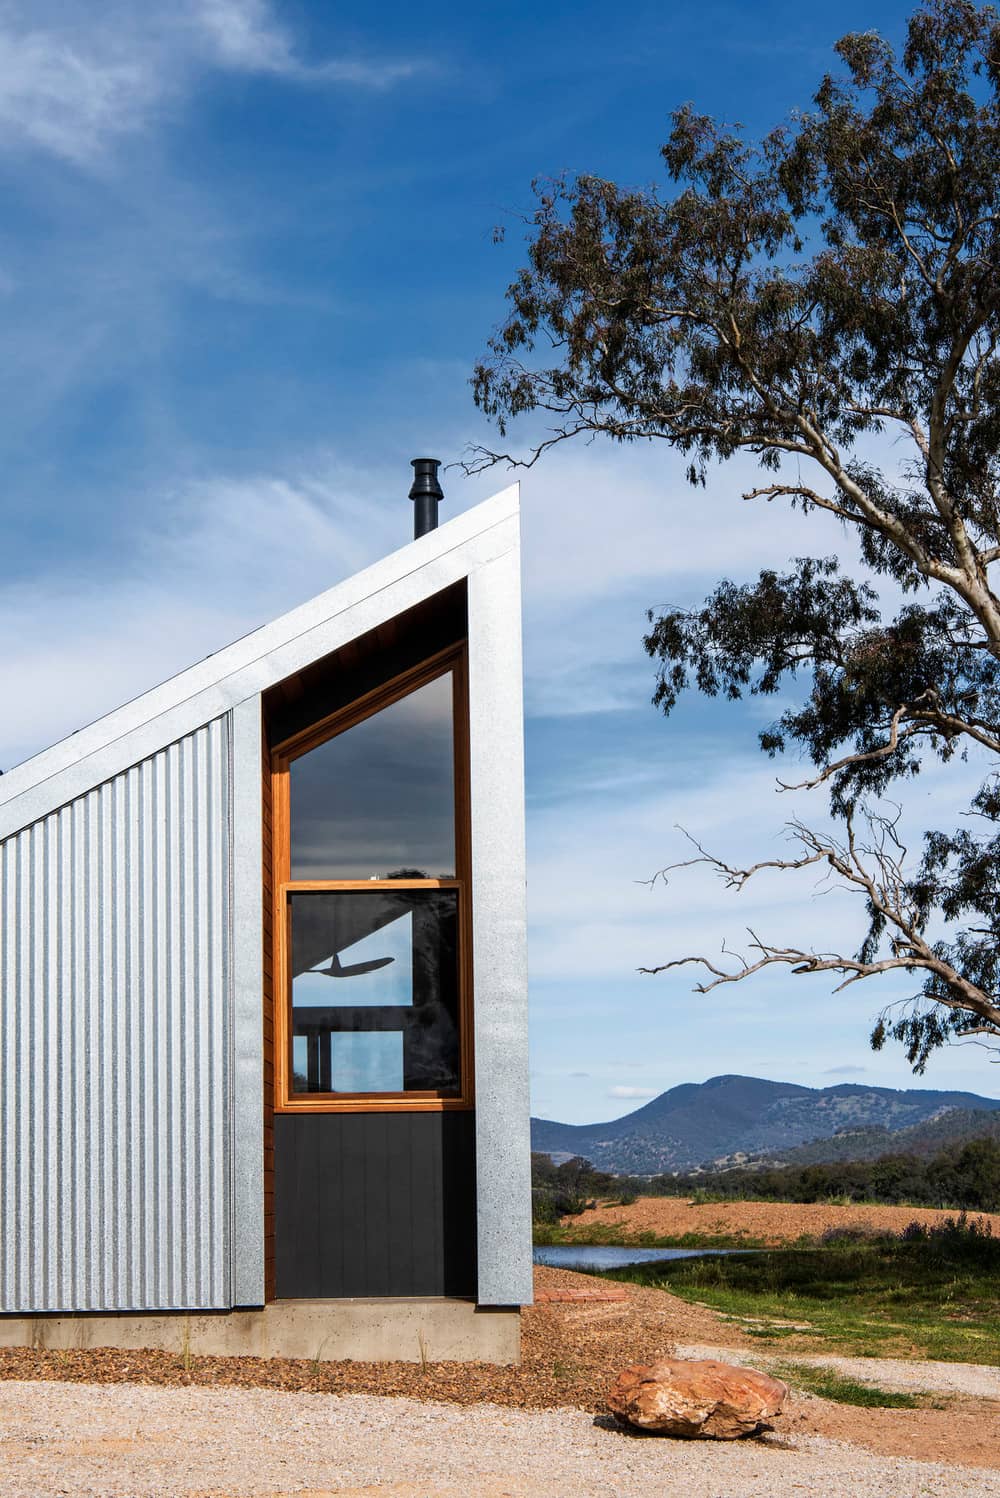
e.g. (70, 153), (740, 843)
(0, 454), (407, 771)
(517, 441), (868, 719)
(607, 1085), (657, 1099)
(525, 734), (990, 989)
(193, 0), (419, 87)
(192, 0), (297, 74)
(0, 18), (152, 164)
(519, 440), (866, 606)
(0, 1), (423, 165)
(512, 426), (933, 720)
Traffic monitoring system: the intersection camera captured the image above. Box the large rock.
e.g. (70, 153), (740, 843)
(608, 1357), (788, 1439)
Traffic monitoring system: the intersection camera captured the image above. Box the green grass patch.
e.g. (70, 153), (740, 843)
(770, 1361), (927, 1408)
(587, 1220), (1000, 1365)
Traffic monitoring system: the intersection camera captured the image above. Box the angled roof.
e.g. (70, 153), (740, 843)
(0, 483), (520, 841)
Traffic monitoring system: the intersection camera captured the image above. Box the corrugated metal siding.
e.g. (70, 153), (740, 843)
(0, 718), (234, 1313)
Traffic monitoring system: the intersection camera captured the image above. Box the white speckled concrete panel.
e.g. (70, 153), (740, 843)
(467, 536), (533, 1307)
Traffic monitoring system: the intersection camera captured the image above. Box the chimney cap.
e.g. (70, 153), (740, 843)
(409, 457), (444, 539)
(409, 457), (444, 502)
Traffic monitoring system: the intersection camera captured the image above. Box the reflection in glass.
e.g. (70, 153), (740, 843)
(289, 889), (459, 1095)
(289, 672), (455, 880)
(293, 912), (414, 1009)
(292, 1032), (403, 1092)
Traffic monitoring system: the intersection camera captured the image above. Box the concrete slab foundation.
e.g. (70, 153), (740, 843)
(0, 1300), (521, 1365)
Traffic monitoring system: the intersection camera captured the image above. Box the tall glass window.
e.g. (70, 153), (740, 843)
(289, 672), (455, 881)
(274, 657), (468, 1109)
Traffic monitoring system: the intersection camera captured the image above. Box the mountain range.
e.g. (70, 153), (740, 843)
(530, 1075), (1000, 1175)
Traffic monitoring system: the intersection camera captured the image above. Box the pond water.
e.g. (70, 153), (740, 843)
(533, 1244), (745, 1271)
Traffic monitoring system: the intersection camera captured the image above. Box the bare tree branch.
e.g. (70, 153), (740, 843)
(639, 813), (1000, 1047)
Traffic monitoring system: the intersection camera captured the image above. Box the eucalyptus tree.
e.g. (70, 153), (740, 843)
(472, 1), (1000, 1068)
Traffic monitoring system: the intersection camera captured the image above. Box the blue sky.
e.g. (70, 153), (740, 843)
(2, 0), (996, 1124)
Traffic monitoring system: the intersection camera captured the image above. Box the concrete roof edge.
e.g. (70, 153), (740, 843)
(0, 483), (520, 823)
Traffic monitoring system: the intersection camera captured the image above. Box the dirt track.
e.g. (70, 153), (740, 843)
(567, 1195), (1000, 1244)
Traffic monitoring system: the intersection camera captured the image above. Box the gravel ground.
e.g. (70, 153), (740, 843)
(1, 1380), (999, 1498)
(3, 1267), (997, 1490)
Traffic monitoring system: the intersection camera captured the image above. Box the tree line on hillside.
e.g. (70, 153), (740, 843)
(668, 1139), (1000, 1212)
(531, 1136), (1000, 1222)
(769, 1107), (1000, 1166)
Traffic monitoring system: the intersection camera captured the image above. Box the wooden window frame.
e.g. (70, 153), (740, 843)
(270, 644), (474, 1114)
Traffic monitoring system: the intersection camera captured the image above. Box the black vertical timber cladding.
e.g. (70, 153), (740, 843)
(274, 1112), (477, 1298)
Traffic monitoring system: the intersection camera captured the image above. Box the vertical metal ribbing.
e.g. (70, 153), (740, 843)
(0, 717), (234, 1313)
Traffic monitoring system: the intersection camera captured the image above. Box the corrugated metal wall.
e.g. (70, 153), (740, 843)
(0, 717), (234, 1313)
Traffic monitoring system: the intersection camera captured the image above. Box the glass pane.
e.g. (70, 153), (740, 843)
(289, 672), (455, 880)
(293, 1032), (403, 1092)
(289, 888), (460, 1094)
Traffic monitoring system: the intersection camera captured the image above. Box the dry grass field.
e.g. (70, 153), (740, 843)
(564, 1195), (1000, 1245)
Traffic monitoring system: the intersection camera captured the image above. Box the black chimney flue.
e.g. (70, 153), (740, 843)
(409, 457), (444, 539)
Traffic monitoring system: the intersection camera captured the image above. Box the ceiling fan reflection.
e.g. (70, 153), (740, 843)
(311, 953), (396, 979)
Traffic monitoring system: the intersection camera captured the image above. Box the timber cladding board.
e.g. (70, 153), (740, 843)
(262, 735), (275, 1304)
(273, 1111), (477, 1298)
(262, 583), (467, 748)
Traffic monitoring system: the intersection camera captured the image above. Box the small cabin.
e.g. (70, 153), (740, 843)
(0, 474), (532, 1363)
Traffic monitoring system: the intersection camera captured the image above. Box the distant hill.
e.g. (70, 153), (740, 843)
(756, 1107), (1000, 1168)
(530, 1075), (1000, 1175)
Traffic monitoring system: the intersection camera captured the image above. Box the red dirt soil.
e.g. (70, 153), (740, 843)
(567, 1195), (1000, 1244)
